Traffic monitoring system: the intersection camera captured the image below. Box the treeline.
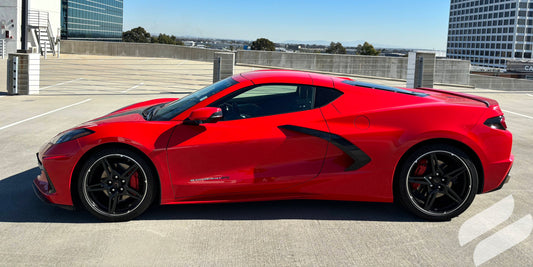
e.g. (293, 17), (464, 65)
(122, 27), (184, 45)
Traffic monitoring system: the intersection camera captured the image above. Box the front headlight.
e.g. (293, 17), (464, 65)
(51, 128), (95, 144)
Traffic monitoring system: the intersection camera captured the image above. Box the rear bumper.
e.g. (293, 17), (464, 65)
(487, 158), (513, 193)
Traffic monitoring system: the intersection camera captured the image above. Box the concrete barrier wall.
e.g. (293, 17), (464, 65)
(60, 41), (471, 85)
(58, 41), (533, 91)
(235, 50), (408, 80)
(435, 59), (470, 85)
(236, 50), (472, 86)
(61, 40), (220, 62)
(470, 74), (533, 90)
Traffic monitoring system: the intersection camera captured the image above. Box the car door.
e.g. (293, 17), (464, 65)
(166, 84), (330, 199)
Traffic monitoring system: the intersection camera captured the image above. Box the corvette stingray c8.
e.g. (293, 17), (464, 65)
(33, 70), (513, 221)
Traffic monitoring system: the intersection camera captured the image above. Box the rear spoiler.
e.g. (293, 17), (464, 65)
(416, 87), (495, 108)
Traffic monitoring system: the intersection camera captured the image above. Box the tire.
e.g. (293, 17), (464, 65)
(77, 148), (155, 222)
(396, 144), (478, 221)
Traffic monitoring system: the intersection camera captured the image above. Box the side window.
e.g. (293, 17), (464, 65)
(210, 84), (315, 120)
(314, 87), (343, 108)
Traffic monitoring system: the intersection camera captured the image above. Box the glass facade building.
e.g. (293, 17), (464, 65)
(61, 0), (123, 41)
(447, 0), (533, 68)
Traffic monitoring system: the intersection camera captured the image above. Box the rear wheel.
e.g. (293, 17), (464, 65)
(396, 144), (478, 221)
(77, 148), (154, 221)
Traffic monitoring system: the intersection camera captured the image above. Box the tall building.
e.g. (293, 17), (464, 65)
(447, 0), (533, 69)
(61, 0), (123, 41)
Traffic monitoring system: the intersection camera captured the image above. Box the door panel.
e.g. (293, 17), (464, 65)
(166, 109), (329, 199)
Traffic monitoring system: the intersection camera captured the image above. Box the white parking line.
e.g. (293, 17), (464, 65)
(40, 78), (83, 91)
(527, 94), (533, 97)
(503, 109), (533, 120)
(121, 82), (144, 94)
(0, 99), (92, 131)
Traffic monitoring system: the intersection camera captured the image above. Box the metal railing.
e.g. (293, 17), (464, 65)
(28, 10), (56, 55)
(28, 10), (48, 27)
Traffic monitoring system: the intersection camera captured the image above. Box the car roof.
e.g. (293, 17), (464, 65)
(239, 70), (340, 86)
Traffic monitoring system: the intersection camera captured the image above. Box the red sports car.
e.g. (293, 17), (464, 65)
(33, 70), (513, 221)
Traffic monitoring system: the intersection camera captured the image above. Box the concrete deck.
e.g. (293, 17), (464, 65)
(0, 55), (531, 266)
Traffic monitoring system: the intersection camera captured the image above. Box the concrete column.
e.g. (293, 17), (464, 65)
(7, 53), (40, 95)
(0, 59), (7, 92)
(406, 52), (436, 88)
(213, 52), (235, 83)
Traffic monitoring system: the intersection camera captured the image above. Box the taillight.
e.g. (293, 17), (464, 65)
(484, 116), (507, 130)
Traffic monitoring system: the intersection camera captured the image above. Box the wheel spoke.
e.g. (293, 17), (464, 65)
(430, 153), (441, 174)
(87, 183), (106, 192)
(408, 176), (431, 185)
(447, 166), (467, 182)
(124, 187), (142, 200)
(121, 164), (139, 181)
(424, 190), (438, 210)
(108, 193), (119, 214)
(445, 186), (463, 204)
(101, 158), (114, 177)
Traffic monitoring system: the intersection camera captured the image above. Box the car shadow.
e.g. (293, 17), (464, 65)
(0, 167), (99, 223)
(0, 168), (422, 223)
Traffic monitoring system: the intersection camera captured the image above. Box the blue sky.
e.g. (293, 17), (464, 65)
(124, 0), (450, 50)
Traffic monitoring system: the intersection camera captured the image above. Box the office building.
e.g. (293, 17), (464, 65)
(61, 0), (123, 41)
(447, 0), (533, 69)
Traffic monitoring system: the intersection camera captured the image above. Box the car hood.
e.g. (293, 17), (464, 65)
(83, 98), (178, 126)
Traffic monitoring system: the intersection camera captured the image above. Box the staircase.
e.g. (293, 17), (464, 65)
(28, 10), (56, 56)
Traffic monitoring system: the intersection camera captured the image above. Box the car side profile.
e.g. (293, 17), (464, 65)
(33, 70), (513, 221)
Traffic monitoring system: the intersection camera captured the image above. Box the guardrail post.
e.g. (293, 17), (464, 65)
(7, 53), (40, 95)
(213, 52), (235, 83)
(406, 52), (436, 88)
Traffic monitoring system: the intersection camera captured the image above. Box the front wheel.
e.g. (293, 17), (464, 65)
(77, 148), (155, 221)
(396, 144), (478, 221)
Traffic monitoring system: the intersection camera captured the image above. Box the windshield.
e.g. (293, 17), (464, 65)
(152, 77), (238, 121)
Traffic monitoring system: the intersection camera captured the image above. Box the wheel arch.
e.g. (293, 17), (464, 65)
(393, 138), (484, 199)
(70, 142), (162, 209)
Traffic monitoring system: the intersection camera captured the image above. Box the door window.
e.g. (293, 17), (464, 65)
(210, 84), (315, 120)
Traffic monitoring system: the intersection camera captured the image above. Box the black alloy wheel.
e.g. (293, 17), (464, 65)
(397, 144), (478, 221)
(78, 148), (155, 221)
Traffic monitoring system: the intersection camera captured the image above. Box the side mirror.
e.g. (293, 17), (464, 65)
(184, 107), (223, 125)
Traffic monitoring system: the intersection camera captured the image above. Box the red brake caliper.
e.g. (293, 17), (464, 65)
(412, 159), (428, 189)
(130, 172), (139, 190)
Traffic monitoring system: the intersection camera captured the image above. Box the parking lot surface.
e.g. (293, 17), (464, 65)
(0, 55), (531, 266)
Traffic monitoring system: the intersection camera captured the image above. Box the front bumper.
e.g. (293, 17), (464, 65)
(32, 179), (74, 210)
(33, 152), (75, 210)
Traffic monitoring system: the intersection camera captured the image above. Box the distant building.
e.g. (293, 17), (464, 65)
(61, 0), (123, 41)
(0, 0), (122, 56)
(447, 0), (533, 69)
